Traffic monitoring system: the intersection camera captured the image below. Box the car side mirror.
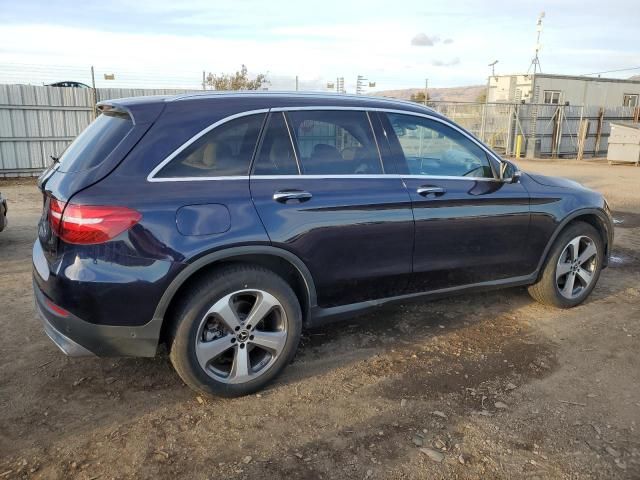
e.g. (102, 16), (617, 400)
(499, 160), (521, 184)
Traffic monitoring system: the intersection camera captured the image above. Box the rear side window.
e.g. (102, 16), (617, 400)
(287, 111), (383, 175)
(58, 112), (133, 172)
(154, 113), (265, 178)
(252, 113), (299, 175)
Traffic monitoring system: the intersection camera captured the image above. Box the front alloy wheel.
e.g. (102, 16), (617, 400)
(555, 235), (598, 299)
(527, 221), (604, 308)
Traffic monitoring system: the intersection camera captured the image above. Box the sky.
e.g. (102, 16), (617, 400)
(0, 0), (639, 92)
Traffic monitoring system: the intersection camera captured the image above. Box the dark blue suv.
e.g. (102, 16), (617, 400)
(33, 92), (613, 397)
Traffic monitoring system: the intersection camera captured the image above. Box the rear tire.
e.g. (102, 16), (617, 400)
(528, 221), (603, 308)
(169, 264), (302, 397)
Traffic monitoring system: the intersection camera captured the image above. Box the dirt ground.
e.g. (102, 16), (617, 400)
(0, 159), (639, 479)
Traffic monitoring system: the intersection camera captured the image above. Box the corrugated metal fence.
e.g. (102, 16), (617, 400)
(0, 84), (196, 176)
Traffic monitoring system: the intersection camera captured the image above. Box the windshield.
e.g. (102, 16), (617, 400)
(58, 112), (133, 172)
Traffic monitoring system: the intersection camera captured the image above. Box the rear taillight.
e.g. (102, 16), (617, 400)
(49, 198), (141, 245)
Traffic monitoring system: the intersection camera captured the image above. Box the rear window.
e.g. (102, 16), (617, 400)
(58, 112), (133, 172)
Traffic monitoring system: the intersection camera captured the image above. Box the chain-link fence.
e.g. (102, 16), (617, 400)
(430, 101), (640, 159)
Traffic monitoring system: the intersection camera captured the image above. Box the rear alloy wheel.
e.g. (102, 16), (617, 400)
(195, 289), (288, 384)
(169, 265), (302, 397)
(528, 221), (604, 308)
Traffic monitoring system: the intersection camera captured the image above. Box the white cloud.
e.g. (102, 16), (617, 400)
(411, 33), (440, 47)
(1, 0), (640, 91)
(432, 58), (461, 67)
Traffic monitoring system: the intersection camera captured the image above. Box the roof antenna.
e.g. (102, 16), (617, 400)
(527, 11), (545, 74)
(488, 60), (498, 77)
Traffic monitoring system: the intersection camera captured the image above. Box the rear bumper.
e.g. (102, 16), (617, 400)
(33, 272), (162, 357)
(36, 297), (95, 357)
(33, 279), (162, 357)
(0, 196), (6, 232)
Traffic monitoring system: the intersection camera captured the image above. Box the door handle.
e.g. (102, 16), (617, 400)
(273, 190), (313, 203)
(417, 186), (446, 197)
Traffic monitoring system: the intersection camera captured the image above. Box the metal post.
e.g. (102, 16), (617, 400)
(556, 105), (564, 157)
(505, 104), (514, 156)
(510, 103), (521, 157)
(594, 107), (604, 155)
(295, 75), (299, 91)
(202, 71), (206, 90)
(480, 103), (487, 141)
(90, 66), (97, 119)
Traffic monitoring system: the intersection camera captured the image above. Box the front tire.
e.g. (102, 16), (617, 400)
(528, 221), (604, 308)
(169, 264), (302, 397)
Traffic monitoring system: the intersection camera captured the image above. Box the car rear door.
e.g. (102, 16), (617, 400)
(378, 111), (531, 293)
(250, 109), (414, 308)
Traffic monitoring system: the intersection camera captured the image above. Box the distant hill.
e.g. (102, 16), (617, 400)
(630, 75), (640, 81)
(372, 85), (485, 103)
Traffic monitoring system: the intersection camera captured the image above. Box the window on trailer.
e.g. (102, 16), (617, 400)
(543, 90), (561, 105)
(623, 94), (638, 107)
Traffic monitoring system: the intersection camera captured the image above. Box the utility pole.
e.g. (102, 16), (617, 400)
(202, 71), (206, 90)
(295, 75), (299, 91)
(424, 78), (428, 106)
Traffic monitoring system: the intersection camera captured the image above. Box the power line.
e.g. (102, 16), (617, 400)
(582, 66), (640, 76)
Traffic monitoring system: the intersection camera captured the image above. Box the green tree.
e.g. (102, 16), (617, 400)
(205, 65), (268, 91)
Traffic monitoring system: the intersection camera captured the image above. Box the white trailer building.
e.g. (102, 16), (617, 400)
(487, 73), (640, 107)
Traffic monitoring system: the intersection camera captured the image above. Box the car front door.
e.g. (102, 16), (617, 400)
(378, 111), (531, 293)
(250, 109), (414, 308)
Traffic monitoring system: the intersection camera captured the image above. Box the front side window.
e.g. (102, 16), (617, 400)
(543, 90), (561, 104)
(287, 110), (383, 175)
(623, 94), (638, 107)
(385, 113), (494, 178)
(154, 113), (265, 178)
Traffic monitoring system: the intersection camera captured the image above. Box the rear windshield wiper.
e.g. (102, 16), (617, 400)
(50, 155), (60, 164)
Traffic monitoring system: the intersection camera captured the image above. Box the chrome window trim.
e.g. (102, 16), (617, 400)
(147, 108), (270, 182)
(365, 111), (386, 174)
(249, 174), (500, 182)
(281, 112), (302, 175)
(147, 106), (505, 183)
(148, 175), (250, 183)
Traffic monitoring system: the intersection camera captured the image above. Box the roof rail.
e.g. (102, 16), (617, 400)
(168, 90), (436, 112)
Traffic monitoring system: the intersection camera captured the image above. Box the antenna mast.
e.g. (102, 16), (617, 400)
(528, 11), (545, 74)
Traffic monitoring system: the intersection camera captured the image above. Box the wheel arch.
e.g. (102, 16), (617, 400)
(155, 246), (318, 343)
(535, 208), (613, 279)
